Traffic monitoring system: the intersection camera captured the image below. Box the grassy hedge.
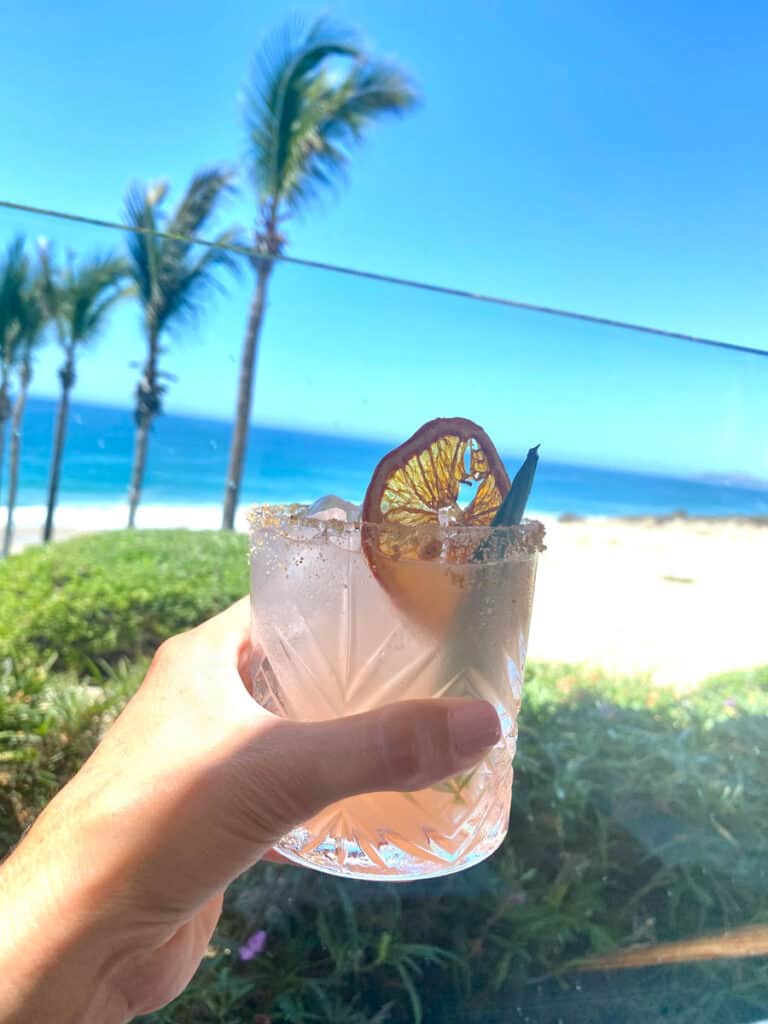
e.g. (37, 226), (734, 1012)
(1, 530), (768, 1023)
(0, 530), (249, 672)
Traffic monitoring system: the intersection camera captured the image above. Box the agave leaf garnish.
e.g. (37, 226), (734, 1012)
(438, 445), (541, 744)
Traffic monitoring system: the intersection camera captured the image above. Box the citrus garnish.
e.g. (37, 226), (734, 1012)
(361, 417), (512, 632)
(362, 417), (511, 530)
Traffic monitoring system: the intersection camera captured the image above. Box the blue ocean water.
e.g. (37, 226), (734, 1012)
(6, 396), (768, 519)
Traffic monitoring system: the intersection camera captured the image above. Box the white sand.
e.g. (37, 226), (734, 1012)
(528, 515), (767, 687)
(5, 506), (767, 687)
(4, 503), (252, 549)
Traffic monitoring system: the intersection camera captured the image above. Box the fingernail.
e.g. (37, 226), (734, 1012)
(448, 702), (501, 757)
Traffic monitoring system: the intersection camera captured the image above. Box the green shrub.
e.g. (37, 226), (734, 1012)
(138, 663), (768, 1024)
(0, 656), (145, 854)
(0, 530), (249, 672)
(4, 653), (768, 1021)
(3, 531), (768, 1022)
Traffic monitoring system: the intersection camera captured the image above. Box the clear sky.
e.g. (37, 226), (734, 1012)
(1, 0), (766, 478)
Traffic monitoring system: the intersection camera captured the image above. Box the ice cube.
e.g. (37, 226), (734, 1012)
(306, 494), (361, 522)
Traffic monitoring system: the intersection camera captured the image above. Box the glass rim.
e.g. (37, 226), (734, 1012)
(247, 503), (546, 560)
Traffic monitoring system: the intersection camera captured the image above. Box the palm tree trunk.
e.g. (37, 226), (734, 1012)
(0, 419), (6, 508)
(0, 367), (10, 504)
(127, 326), (160, 528)
(42, 351), (75, 542)
(127, 420), (151, 529)
(3, 359), (31, 558)
(222, 262), (272, 530)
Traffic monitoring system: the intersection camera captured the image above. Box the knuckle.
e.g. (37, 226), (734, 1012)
(151, 631), (189, 669)
(379, 706), (423, 788)
(228, 720), (320, 841)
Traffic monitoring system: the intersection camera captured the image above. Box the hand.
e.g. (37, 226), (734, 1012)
(0, 598), (500, 1023)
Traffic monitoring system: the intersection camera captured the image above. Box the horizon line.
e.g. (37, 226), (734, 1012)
(25, 392), (768, 491)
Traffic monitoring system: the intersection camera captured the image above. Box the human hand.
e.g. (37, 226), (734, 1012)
(0, 598), (500, 1023)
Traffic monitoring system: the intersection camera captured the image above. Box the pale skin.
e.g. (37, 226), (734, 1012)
(0, 598), (501, 1023)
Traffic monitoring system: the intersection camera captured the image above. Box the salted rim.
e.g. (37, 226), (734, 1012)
(247, 503), (546, 559)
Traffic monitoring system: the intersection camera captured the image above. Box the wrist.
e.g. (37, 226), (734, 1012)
(0, 834), (131, 1024)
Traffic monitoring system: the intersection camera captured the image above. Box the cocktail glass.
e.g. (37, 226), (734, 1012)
(248, 505), (542, 881)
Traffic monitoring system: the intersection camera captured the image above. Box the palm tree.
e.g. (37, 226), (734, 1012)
(3, 248), (48, 557)
(40, 247), (126, 542)
(123, 169), (239, 528)
(220, 17), (418, 529)
(0, 236), (27, 505)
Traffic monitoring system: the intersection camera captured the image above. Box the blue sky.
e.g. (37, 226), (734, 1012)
(1, 0), (766, 477)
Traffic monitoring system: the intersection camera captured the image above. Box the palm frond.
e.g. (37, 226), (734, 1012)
(243, 18), (417, 218)
(164, 167), (236, 242)
(123, 171), (240, 337)
(244, 17), (361, 204)
(161, 228), (243, 332)
(325, 59), (418, 139)
(0, 237), (48, 363)
(0, 237), (29, 365)
(79, 286), (130, 343)
(122, 183), (163, 312)
(156, 167), (237, 327)
(272, 71), (355, 210)
(18, 269), (50, 356)
(67, 254), (127, 344)
(36, 241), (64, 327)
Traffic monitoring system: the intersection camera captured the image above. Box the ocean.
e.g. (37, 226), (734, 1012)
(3, 396), (767, 531)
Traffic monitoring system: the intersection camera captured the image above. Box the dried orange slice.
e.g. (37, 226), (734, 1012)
(362, 417), (511, 632)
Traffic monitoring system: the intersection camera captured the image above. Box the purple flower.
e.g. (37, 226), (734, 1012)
(239, 930), (268, 961)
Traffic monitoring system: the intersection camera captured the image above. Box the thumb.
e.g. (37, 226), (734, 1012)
(240, 698), (502, 842)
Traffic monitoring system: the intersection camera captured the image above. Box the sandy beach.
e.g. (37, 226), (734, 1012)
(5, 507), (767, 688)
(528, 515), (767, 687)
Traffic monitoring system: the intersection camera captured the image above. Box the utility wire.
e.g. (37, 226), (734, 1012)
(1, 198), (766, 360)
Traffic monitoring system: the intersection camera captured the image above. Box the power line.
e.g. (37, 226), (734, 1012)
(1, 198), (766, 360)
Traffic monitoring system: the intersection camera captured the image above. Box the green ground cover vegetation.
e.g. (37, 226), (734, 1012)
(2, 531), (767, 1023)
